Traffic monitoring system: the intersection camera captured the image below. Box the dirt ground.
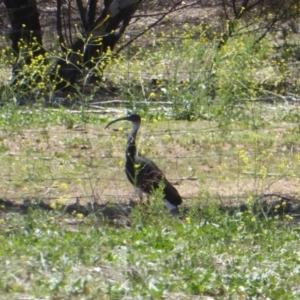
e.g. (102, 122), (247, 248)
(1, 119), (300, 222)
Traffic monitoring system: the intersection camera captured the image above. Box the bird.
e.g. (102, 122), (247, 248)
(105, 114), (182, 212)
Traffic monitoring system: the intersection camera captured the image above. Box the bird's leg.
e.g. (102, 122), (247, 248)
(135, 188), (143, 201)
(134, 188), (150, 213)
(146, 193), (150, 205)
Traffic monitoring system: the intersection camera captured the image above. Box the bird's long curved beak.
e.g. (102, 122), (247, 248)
(104, 116), (130, 129)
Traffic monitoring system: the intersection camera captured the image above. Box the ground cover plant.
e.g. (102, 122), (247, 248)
(1, 203), (300, 299)
(0, 106), (300, 299)
(1, 107), (300, 203)
(1, 2), (300, 298)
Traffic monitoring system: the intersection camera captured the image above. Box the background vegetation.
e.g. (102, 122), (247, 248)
(0, 0), (300, 299)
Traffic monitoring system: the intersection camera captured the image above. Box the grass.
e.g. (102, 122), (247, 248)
(0, 105), (300, 203)
(1, 205), (300, 299)
(0, 106), (300, 298)
(1, 15), (300, 298)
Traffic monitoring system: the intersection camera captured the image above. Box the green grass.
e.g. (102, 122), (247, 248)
(0, 106), (299, 298)
(1, 15), (300, 298)
(0, 105), (300, 203)
(1, 206), (300, 299)
(1, 20), (299, 123)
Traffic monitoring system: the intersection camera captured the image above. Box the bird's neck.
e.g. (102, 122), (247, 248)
(128, 121), (140, 143)
(126, 121), (140, 158)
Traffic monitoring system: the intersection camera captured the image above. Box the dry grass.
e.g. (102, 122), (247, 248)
(1, 108), (300, 208)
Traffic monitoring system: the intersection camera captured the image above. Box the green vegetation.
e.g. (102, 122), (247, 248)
(1, 9), (300, 299)
(0, 107), (299, 298)
(0, 204), (300, 298)
(1, 20), (299, 124)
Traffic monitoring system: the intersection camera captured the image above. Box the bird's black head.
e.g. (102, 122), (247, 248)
(126, 114), (141, 123)
(105, 114), (142, 129)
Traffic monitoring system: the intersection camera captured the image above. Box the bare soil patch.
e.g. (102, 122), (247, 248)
(1, 118), (300, 219)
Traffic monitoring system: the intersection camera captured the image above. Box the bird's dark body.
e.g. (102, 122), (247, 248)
(105, 114), (182, 207)
(126, 153), (182, 206)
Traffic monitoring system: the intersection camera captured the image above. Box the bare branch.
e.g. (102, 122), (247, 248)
(245, 0), (264, 12)
(87, 0), (98, 29)
(116, 0), (191, 54)
(67, 0), (73, 45)
(56, 0), (66, 52)
(241, 0), (250, 10)
(221, 0), (229, 19)
(76, 0), (88, 31)
(232, 0), (238, 17)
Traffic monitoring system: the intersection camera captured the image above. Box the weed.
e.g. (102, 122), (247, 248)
(0, 10), (300, 299)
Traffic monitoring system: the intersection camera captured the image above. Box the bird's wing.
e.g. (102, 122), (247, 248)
(135, 155), (164, 193)
(163, 178), (182, 205)
(137, 154), (182, 205)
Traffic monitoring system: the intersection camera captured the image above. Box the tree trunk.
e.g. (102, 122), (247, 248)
(3, 0), (44, 61)
(55, 0), (142, 91)
(3, 0), (45, 98)
(3, 0), (143, 94)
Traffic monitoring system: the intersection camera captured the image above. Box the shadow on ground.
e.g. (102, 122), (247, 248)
(1, 194), (300, 224)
